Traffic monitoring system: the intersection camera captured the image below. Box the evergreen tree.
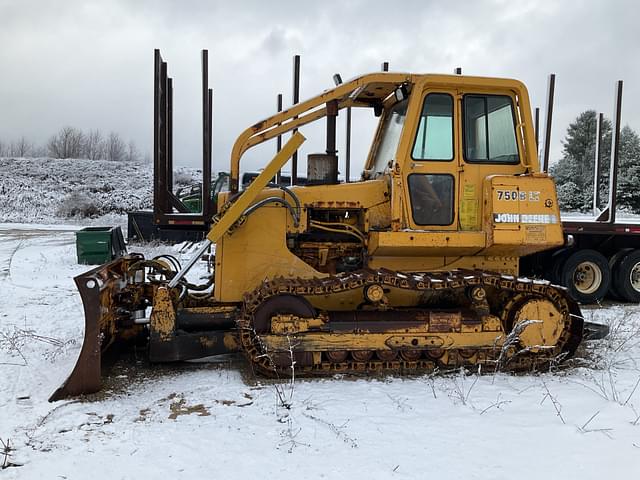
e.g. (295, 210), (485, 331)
(552, 111), (640, 213)
(616, 126), (640, 211)
(550, 110), (611, 211)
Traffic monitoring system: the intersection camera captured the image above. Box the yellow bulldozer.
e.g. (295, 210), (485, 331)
(51, 54), (590, 401)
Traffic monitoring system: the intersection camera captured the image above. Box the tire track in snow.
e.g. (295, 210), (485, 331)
(0, 228), (75, 281)
(0, 239), (22, 279)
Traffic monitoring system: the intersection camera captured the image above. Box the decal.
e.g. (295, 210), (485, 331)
(525, 225), (546, 243)
(463, 184), (476, 199)
(460, 199), (478, 230)
(460, 184), (478, 230)
(493, 213), (558, 224)
(495, 190), (541, 202)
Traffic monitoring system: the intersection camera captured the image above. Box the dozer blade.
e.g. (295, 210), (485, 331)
(50, 257), (136, 401)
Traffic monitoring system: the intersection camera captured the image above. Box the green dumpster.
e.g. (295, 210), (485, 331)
(76, 226), (127, 265)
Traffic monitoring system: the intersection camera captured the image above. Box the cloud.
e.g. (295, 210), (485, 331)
(0, 0), (637, 174)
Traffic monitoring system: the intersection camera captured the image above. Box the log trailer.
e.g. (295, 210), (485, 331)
(126, 50), (219, 243)
(523, 79), (640, 304)
(52, 50), (613, 400)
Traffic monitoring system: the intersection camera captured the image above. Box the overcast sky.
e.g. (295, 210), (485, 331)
(1, 0), (638, 176)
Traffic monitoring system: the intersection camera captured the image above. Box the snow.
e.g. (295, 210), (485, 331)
(0, 157), (152, 224)
(1, 225), (640, 479)
(562, 211), (640, 224)
(0, 157), (201, 226)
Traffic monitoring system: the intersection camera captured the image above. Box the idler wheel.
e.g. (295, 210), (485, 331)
(505, 294), (565, 350)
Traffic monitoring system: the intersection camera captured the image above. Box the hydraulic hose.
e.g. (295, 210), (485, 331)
(242, 196), (300, 227)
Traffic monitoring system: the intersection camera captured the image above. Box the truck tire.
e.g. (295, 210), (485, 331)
(611, 249), (640, 303)
(608, 248), (633, 300)
(550, 249), (570, 284)
(560, 249), (611, 304)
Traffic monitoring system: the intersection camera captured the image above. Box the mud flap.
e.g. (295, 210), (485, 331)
(49, 258), (132, 401)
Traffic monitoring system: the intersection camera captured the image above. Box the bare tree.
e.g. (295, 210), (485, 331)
(32, 144), (48, 157)
(0, 139), (6, 157)
(48, 126), (84, 159)
(9, 136), (34, 158)
(83, 129), (105, 160)
(105, 131), (126, 161)
(126, 140), (140, 162)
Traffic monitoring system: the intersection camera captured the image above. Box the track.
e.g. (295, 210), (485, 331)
(239, 269), (584, 377)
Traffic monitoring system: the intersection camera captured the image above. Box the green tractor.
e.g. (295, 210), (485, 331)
(177, 171), (230, 213)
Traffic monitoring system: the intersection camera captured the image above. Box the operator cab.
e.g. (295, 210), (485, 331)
(364, 75), (530, 234)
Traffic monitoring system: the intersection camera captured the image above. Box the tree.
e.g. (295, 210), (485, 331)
(616, 126), (640, 211)
(83, 129), (105, 160)
(105, 131), (126, 161)
(48, 126), (84, 159)
(553, 110), (640, 213)
(550, 111), (612, 211)
(126, 140), (140, 162)
(618, 125), (640, 170)
(555, 181), (584, 211)
(31, 144), (48, 157)
(9, 136), (34, 158)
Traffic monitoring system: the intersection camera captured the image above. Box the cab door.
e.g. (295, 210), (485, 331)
(368, 86), (486, 261)
(402, 88), (459, 232)
(456, 90), (526, 232)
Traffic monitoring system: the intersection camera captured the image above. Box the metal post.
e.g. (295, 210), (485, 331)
(206, 87), (213, 214)
(607, 81), (623, 224)
(153, 49), (162, 221)
(167, 77), (173, 204)
(292, 55), (300, 185)
(593, 112), (604, 213)
(202, 50), (212, 219)
(345, 106), (351, 183)
(326, 100), (338, 156)
(541, 73), (556, 172)
(333, 73), (351, 183)
(160, 60), (168, 214)
(276, 93), (283, 184)
(155, 55), (170, 219)
(534, 107), (540, 152)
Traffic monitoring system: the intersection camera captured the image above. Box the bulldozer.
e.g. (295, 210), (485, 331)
(51, 61), (588, 401)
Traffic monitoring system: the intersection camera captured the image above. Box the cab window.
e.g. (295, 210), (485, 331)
(412, 93), (453, 161)
(464, 95), (519, 163)
(371, 99), (408, 173)
(408, 174), (454, 225)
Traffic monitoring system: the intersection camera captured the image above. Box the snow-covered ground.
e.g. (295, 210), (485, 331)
(0, 157), (154, 224)
(1, 223), (640, 479)
(0, 157), (203, 226)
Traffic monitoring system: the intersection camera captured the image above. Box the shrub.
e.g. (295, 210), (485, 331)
(174, 170), (196, 186)
(55, 192), (101, 218)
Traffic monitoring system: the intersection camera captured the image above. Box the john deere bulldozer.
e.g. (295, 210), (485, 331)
(51, 60), (586, 400)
